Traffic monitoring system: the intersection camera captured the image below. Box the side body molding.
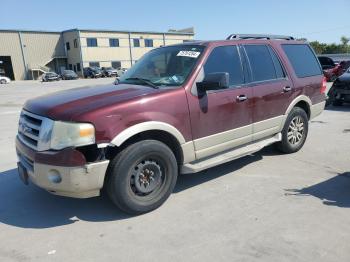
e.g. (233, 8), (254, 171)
(110, 121), (186, 146)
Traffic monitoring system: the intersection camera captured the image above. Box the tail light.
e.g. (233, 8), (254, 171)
(320, 76), (327, 94)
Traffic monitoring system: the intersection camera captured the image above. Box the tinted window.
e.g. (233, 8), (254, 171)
(89, 62), (100, 67)
(133, 39), (140, 47)
(87, 38), (98, 47)
(244, 45), (276, 82)
(66, 42), (70, 51)
(145, 39), (153, 47)
(268, 46), (285, 78)
(109, 38), (119, 47)
(112, 61), (121, 69)
(282, 44), (322, 78)
(204, 46), (244, 86)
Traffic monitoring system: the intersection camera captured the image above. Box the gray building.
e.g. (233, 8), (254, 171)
(0, 28), (195, 80)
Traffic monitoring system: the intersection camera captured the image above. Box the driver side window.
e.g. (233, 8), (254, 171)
(204, 45), (244, 87)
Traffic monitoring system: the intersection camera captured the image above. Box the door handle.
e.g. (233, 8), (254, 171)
(236, 95), (248, 102)
(283, 86), (292, 93)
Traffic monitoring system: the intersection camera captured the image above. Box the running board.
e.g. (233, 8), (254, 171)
(181, 133), (282, 174)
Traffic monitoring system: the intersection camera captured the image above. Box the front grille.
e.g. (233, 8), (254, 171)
(335, 82), (350, 90)
(17, 110), (54, 151)
(18, 111), (43, 150)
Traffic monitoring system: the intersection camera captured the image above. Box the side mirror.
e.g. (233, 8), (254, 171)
(196, 72), (229, 95)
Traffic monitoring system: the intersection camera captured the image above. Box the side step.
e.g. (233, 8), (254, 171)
(181, 133), (282, 174)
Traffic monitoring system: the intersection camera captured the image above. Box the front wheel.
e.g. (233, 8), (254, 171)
(106, 140), (178, 215)
(277, 107), (309, 154)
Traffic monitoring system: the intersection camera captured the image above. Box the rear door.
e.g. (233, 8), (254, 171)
(188, 45), (253, 159)
(242, 44), (293, 140)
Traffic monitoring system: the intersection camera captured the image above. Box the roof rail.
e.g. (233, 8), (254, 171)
(226, 34), (294, 40)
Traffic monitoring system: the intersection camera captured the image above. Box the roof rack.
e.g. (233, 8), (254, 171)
(226, 34), (294, 40)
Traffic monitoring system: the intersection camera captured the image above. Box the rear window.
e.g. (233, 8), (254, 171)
(282, 44), (322, 78)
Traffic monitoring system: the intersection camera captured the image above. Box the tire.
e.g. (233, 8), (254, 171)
(106, 140), (178, 215)
(0, 79), (5, 84)
(276, 107), (309, 154)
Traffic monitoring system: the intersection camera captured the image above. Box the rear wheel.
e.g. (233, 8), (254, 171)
(106, 140), (178, 215)
(0, 79), (5, 84)
(277, 107), (308, 154)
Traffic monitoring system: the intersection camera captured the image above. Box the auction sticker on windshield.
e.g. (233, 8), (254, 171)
(177, 51), (201, 58)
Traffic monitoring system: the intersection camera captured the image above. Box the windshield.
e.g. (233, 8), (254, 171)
(64, 70), (75, 74)
(119, 45), (204, 87)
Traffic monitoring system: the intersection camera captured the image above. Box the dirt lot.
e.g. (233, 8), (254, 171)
(0, 79), (349, 262)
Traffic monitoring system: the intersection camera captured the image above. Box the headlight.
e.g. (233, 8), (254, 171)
(50, 122), (95, 150)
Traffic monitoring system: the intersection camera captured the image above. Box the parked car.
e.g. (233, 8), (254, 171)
(83, 67), (102, 78)
(61, 70), (78, 80)
(318, 56), (342, 82)
(0, 75), (11, 84)
(116, 67), (128, 76)
(326, 68), (350, 106)
(339, 60), (350, 73)
(42, 72), (61, 82)
(16, 34), (326, 215)
(101, 67), (118, 77)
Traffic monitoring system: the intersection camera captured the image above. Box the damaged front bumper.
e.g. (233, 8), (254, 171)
(16, 137), (109, 198)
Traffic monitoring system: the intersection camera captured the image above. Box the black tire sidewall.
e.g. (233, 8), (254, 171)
(107, 140), (178, 215)
(279, 107), (309, 153)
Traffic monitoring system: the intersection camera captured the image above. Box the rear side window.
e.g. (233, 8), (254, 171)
(268, 46), (285, 78)
(204, 46), (244, 86)
(282, 44), (322, 78)
(244, 45), (277, 82)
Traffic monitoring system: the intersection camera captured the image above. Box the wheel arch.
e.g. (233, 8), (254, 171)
(109, 121), (187, 164)
(285, 95), (312, 119)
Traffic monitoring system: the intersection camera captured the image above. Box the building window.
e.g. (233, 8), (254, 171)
(144, 39), (153, 47)
(111, 61), (121, 69)
(86, 38), (98, 47)
(76, 63), (81, 72)
(89, 62), (100, 67)
(109, 38), (119, 47)
(133, 39), (140, 47)
(66, 42), (70, 51)
(74, 39), (78, 48)
(69, 64), (73, 70)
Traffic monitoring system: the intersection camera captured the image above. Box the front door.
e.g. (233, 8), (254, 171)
(242, 44), (294, 140)
(187, 45), (253, 159)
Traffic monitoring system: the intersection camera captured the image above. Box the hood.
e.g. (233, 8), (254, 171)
(24, 84), (159, 121)
(337, 71), (350, 82)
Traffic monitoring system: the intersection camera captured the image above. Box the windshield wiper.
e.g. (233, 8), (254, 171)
(124, 77), (159, 89)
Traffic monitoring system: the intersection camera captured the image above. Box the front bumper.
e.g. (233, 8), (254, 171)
(16, 137), (109, 198)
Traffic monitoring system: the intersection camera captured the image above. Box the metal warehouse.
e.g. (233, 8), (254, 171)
(0, 28), (194, 80)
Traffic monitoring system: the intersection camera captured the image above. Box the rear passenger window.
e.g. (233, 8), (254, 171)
(268, 46), (285, 78)
(244, 45), (276, 82)
(282, 44), (322, 78)
(204, 46), (244, 86)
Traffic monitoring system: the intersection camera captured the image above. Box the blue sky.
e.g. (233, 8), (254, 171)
(0, 0), (349, 43)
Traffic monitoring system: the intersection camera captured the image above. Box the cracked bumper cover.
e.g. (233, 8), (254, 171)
(16, 137), (110, 198)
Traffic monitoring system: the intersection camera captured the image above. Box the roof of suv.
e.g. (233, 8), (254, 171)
(175, 34), (304, 47)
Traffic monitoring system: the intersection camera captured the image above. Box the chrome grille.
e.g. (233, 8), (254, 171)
(17, 110), (54, 151)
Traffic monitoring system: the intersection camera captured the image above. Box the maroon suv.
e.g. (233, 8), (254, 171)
(16, 34), (326, 214)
